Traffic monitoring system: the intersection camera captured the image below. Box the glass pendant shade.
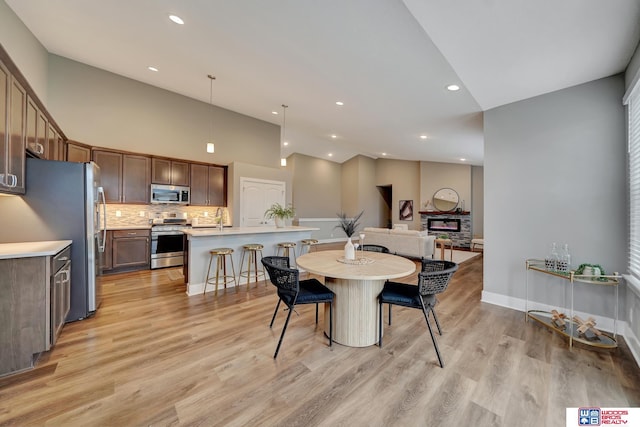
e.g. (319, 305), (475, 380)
(206, 74), (216, 154)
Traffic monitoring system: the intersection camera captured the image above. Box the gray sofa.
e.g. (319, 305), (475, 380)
(362, 226), (436, 259)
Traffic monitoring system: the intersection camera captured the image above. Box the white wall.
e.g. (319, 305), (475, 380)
(483, 75), (626, 323)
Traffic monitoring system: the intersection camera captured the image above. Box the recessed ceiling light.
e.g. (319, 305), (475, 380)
(331, 134), (337, 139)
(147, 66), (159, 72)
(382, 152), (387, 156)
(446, 84), (460, 91)
(169, 15), (184, 25)
(283, 142), (289, 146)
(328, 153), (333, 157)
(420, 135), (428, 140)
(336, 101), (344, 106)
(460, 158), (466, 161)
(272, 111), (278, 115)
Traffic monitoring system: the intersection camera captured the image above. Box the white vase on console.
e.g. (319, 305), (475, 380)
(344, 237), (356, 260)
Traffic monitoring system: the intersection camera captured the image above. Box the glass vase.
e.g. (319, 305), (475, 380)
(558, 244), (571, 273)
(545, 242), (559, 271)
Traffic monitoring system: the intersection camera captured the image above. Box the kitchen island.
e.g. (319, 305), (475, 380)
(183, 226), (318, 295)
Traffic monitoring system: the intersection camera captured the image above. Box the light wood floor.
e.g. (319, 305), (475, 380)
(1, 245), (639, 426)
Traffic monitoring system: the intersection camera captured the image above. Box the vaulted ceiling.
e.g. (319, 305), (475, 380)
(6, 0), (640, 164)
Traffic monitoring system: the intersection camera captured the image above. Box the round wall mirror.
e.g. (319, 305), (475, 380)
(432, 188), (459, 212)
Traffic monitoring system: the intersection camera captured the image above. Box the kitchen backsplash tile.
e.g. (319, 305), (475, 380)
(105, 204), (230, 228)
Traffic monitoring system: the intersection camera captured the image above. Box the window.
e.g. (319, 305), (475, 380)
(625, 77), (640, 292)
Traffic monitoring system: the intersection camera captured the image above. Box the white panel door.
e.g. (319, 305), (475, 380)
(240, 178), (285, 227)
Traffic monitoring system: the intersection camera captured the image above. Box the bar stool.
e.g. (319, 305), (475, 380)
(276, 242), (297, 267)
(203, 248), (237, 295)
(299, 239), (319, 256)
(239, 243), (266, 286)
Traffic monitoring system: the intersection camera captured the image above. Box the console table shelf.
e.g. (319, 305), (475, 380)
(525, 259), (620, 349)
(527, 310), (617, 349)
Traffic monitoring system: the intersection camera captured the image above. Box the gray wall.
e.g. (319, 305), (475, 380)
(289, 153), (342, 218)
(48, 55), (280, 168)
(420, 161), (472, 213)
(375, 159), (421, 230)
(340, 155), (383, 228)
(0, 0), (49, 104)
(483, 75), (626, 321)
(471, 166), (484, 237)
(625, 40), (640, 90)
(228, 161), (293, 226)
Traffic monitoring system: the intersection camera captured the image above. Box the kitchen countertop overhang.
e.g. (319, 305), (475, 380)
(0, 240), (73, 259)
(184, 225), (318, 237)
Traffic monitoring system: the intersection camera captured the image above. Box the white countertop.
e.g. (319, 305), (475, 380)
(0, 240), (73, 259)
(184, 225), (318, 237)
(106, 225), (152, 230)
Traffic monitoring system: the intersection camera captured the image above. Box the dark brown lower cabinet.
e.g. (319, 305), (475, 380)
(104, 229), (150, 273)
(0, 256), (47, 376)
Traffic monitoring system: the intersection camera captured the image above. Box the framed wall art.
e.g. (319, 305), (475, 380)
(399, 200), (413, 221)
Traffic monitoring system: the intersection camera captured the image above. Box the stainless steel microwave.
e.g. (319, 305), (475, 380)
(150, 184), (190, 204)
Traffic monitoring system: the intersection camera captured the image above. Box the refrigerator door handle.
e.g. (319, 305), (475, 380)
(98, 186), (107, 253)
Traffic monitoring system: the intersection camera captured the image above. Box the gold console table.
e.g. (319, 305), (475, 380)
(525, 259), (620, 349)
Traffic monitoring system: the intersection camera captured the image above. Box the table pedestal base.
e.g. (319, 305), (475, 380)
(323, 277), (385, 347)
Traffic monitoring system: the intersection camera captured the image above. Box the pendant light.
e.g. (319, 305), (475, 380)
(206, 74), (216, 153)
(280, 104), (288, 166)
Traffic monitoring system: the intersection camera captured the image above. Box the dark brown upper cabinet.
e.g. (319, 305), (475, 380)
(66, 141), (91, 163)
(2, 70), (27, 194)
(93, 149), (150, 204)
(151, 158), (189, 187)
(189, 163), (226, 206)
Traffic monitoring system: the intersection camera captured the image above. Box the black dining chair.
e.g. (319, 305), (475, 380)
(378, 259), (458, 367)
(261, 256), (334, 358)
(361, 244), (390, 253)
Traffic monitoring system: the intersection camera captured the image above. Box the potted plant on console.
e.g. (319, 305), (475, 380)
(335, 211), (364, 260)
(264, 203), (295, 228)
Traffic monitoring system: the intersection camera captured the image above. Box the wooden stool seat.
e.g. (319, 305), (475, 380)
(276, 242), (297, 267)
(239, 243), (266, 286)
(300, 239), (319, 256)
(203, 248), (237, 294)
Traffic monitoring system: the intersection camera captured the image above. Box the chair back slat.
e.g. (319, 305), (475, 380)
(418, 259), (458, 296)
(262, 256), (300, 305)
(362, 244), (390, 253)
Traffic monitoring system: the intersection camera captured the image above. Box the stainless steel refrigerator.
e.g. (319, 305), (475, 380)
(21, 157), (106, 321)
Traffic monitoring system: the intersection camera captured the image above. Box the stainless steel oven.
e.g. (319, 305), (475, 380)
(151, 223), (189, 269)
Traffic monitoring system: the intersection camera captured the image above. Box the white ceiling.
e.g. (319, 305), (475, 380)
(6, 0), (640, 165)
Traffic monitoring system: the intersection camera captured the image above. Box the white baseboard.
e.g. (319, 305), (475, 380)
(623, 322), (640, 367)
(481, 290), (638, 366)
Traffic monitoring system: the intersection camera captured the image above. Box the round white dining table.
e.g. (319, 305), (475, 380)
(296, 249), (416, 347)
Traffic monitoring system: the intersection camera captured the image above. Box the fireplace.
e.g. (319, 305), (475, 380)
(427, 218), (461, 233)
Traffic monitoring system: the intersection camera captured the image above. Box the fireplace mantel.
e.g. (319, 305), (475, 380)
(418, 211), (470, 216)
